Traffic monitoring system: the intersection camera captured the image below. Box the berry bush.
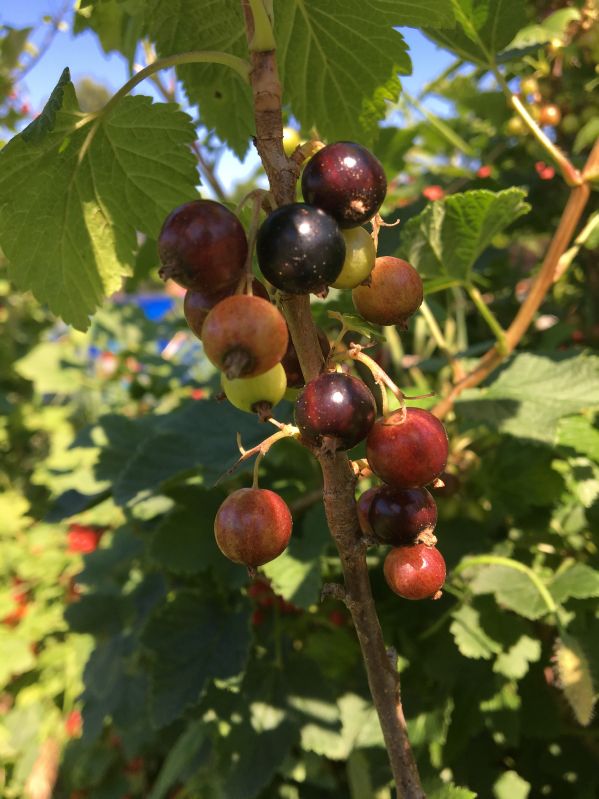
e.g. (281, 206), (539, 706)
(0, 2), (598, 798)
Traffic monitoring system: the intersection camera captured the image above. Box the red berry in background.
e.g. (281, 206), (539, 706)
(214, 488), (293, 567)
(67, 524), (105, 554)
(301, 141), (387, 228)
(357, 487), (379, 536)
(384, 544), (446, 600)
(422, 185), (445, 201)
(369, 486), (437, 546)
(477, 165), (492, 178)
(256, 203), (346, 294)
(158, 199), (248, 293)
(366, 407), (448, 488)
(352, 256), (423, 328)
(295, 372), (377, 451)
(329, 609), (347, 627)
(65, 709), (82, 738)
(535, 161), (555, 180)
(184, 279), (269, 341)
(282, 327), (330, 388)
(201, 295), (288, 379)
(538, 103), (561, 127)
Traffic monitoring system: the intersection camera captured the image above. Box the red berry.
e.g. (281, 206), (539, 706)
(328, 609), (346, 627)
(67, 524), (105, 554)
(366, 408), (448, 488)
(422, 185), (445, 201)
(282, 328), (330, 388)
(352, 257), (423, 328)
(538, 103), (561, 127)
(477, 165), (492, 178)
(295, 372), (376, 451)
(184, 279), (269, 340)
(256, 203), (346, 294)
(301, 141), (387, 228)
(369, 486), (437, 546)
(214, 488), (293, 567)
(65, 710), (82, 738)
(201, 295), (288, 379)
(356, 487), (379, 536)
(384, 544), (446, 600)
(158, 200), (247, 292)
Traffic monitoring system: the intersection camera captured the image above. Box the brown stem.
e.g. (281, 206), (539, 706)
(241, 3), (424, 796)
(433, 137), (599, 420)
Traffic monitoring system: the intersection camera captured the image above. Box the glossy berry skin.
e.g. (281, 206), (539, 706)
(282, 328), (330, 388)
(202, 295), (288, 379)
(184, 279), (269, 340)
(214, 488), (292, 567)
(369, 486), (437, 546)
(431, 471), (460, 498)
(352, 256), (423, 328)
(158, 200), (247, 292)
(539, 103), (561, 127)
(357, 487), (379, 537)
(384, 544), (446, 600)
(256, 203), (345, 294)
(332, 227), (376, 289)
(366, 407), (448, 488)
(222, 363), (287, 418)
(302, 141), (387, 229)
(295, 372), (376, 451)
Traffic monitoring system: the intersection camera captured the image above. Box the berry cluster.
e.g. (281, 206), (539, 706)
(157, 140), (437, 588)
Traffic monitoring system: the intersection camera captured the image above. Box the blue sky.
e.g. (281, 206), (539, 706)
(2, 1), (454, 191)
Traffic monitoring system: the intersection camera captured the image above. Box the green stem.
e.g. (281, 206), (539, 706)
(248, 0), (276, 50)
(419, 299), (452, 355)
(466, 284), (508, 355)
(453, 555), (558, 616)
(403, 90), (474, 157)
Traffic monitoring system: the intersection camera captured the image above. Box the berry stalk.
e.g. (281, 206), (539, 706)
(241, 3), (425, 797)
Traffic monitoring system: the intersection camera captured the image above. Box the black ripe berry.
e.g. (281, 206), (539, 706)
(369, 486), (437, 546)
(158, 199), (247, 293)
(301, 141), (387, 228)
(295, 372), (376, 452)
(256, 203), (345, 294)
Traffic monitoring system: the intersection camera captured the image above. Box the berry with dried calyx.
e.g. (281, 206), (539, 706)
(158, 199), (247, 293)
(222, 363), (287, 420)
(256, 203), (346, 294)
(214, 488), (293, 567)
(352, 256), (423, 328)
(384, 544), (446, 600)
(366, 407), (448, 488)
(301, 141), (387, 228)
(369, 486), (437, 546)
(295, 372), (376, 451)
(184, 279), (269, 340)
(202, 295), (288, 379)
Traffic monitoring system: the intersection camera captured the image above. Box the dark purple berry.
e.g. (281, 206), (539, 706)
(369, 486), (437, 546)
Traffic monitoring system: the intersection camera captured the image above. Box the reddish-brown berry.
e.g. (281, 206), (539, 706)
(384, 544), (446, 600)
(357, 487), (379, 536)
(352, 256), (423, 328)
(184, 279), (269, 340)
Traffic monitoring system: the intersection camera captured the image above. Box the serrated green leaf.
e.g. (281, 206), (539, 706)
(0, 72), (198, 329)
(327, 310), (386, 341)
(142, 590), (251, 727)
(558, 415), (599, 460)
(148, 721), (211, 799)
(501, 7), (581, 56)
(450, 604), (501, 660)
(550, 564), (599, 604)
(493, 635), (541, 680)
(467, 565), (549, 621)
(0, 26), (32, 72)
(263, 504), (328, 608)
(425, 0), (526, 66)
(493, 770), (530, 799)
(399, 189), (530, 282)
(457, 352), (599, 444)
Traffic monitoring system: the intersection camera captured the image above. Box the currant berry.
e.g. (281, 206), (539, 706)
(301, 141), (386, 229)
(539, 103), (561, 127)
(214, 488), (292, 567)
(222, 363), (287, 420)
(366, 407), (448, 488)
(352, 256), (423, 328)
(202, 295), (288, 379)
(369, 486), (437, 546)
(184, 279), (269, 340)
(384, 544), (446, 600)
(357, 486), (379, 537)
(158, 200), (247, 292)
(331, 227), (376, 289)
(295, 372), (376, 451)
(520, 76), (539, 96)
(256, 203), (345, 294)
(282, 328), (330, 389)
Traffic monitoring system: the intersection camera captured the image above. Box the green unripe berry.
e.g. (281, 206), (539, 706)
(282, 127), (302, 157)
(331, 227), (376, 289)
(222, 363), (287, 419)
